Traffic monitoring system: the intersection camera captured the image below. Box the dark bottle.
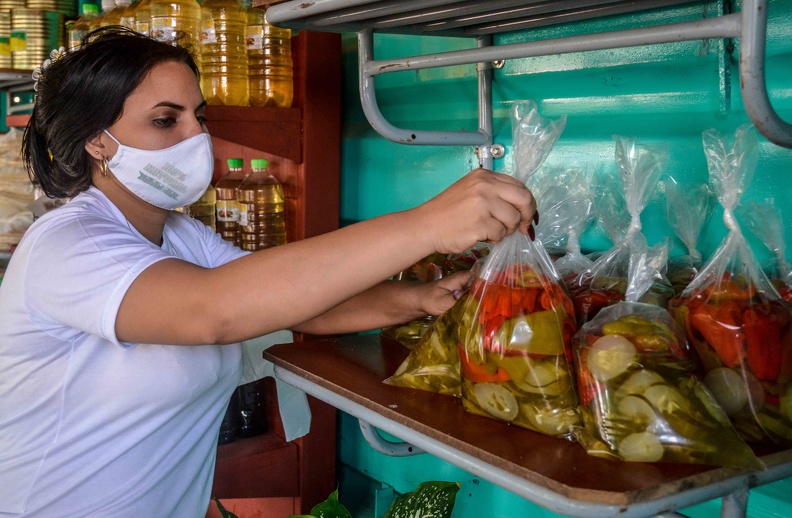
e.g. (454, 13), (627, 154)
(235, 378), (268, 438)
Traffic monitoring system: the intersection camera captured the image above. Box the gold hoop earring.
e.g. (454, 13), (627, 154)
(100, 159), (108, 178)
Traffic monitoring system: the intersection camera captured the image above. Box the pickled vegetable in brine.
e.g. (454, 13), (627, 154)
(574, 302), (762, 469)
(457, 260), (580, 438)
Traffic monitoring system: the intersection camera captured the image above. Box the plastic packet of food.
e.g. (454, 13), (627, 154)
(665, 177), (716, 294)
(453, 101), (580, 438)
(528, 165), (595, 284)
(574, 237), (762, 469)
(738, 198), (792, 304)
(569, 137), (674, 325)
(383, 297), (469, 397)
(668, 124), (792, 447)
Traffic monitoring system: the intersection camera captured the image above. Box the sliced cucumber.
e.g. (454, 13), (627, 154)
(618, 432), (664, 462)
(587, 335), (636, 382)
(617, 395), (657, 427)
(643, 384), (690, 415)
(703, 367), (748, 416)
(614, 370), (665, 400)
(472, 382), (519, 422)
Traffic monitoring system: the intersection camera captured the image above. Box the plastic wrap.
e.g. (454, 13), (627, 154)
(668, 124), (792, 447)
(738, 198), (792, 304)
(452, 101), (579, 438)
(665, 178), (715, 294)
(569, 137), (674, 325)
(527, 166), (594, 280)
(573, 236), (760, 468)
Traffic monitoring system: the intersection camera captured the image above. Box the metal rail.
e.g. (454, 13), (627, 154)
(269, 0), (792, 159)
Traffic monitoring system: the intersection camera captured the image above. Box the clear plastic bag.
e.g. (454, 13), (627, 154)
(569, 137), (674, 325)
(665, 178), (715, 294)
(574, 237), (761, 468)
(738, 197), (792, 304)
(454, 101), (579, 438)
(668, 124), (792, 447)
(527, 165), (595, 284)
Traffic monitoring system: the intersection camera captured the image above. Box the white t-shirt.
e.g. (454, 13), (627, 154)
(0, 187), (249, 517)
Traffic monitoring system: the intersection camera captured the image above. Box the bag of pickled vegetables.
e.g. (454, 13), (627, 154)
(738, 198), (792, 304)
(665, 178), (715, 294)
(527, 165), (595, 283)
(669, 125), (792, 447)
(383, 296), (470, 397)
(453, 101), (580, 438)
(569, 137), (674, 325)
(573, 238), (762, 469)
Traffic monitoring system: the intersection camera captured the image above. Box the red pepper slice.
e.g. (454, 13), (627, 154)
(457, 344), (510, 383)
(689, 302), (745, 368)
(743, 307), (783, 381)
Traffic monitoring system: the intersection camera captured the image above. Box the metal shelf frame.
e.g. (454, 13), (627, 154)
(268, 0), (792, 167)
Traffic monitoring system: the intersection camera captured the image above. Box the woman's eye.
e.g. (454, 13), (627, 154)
(153, 117), (176, 127)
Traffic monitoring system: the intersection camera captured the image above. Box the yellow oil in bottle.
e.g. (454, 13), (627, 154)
(246, 7), (293, 108)
(150, 0), (201, 60)
(214, 158), (248, 245)
(68, 3), (99, 50)
(89, 0), (116, 30)
(120, 0), (138, 29)
(186, 184), (217, 230)
(97, 0), (131, 27)
(237, 158), (286, 251)
(200, 0), (248, 106)
(134, 0), (152, 36)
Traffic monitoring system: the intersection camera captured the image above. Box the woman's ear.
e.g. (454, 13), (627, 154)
(85, 133), (107, 161)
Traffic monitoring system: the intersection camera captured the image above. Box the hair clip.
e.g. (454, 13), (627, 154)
(32, 46), (67, 92)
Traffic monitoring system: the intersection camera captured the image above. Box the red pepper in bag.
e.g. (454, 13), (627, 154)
(743, 307), (783, 381)
(688, 301), (745, 368)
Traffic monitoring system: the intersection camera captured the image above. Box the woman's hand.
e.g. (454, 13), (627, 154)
(413, 168), (537, 254)
(417, 271), (475, 316)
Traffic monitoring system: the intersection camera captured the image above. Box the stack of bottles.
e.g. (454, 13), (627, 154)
(29, 0), (295, 107)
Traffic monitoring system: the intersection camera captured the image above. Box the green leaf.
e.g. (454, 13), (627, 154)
(381, 481), (460, 518)
(213, 497), (240, 518)
(295, 489), (352, 518)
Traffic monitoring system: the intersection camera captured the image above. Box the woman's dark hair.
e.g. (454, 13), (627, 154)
(23, 27), (200, 198)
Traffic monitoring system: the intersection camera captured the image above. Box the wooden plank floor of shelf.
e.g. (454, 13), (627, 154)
(263, 334), (792, 516)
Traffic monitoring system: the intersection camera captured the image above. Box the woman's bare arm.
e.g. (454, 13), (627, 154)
(115, 169), (534, 345)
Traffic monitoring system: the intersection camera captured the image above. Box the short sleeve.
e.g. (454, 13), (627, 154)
(22, 215), (171, 347)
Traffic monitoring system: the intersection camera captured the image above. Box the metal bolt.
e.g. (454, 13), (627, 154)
(490, 144), (505, 158)
(492, 60), (505, 69)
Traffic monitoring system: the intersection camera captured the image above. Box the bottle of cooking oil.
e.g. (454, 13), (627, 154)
(119, 0), (138, 29)
(186, 183), (217, 230)
(237, 158), (286, 251)
(96, 0), (131, 27)
(149, 0), (201, 58)
(246, 7), (293, 108)
(200, 0), (248, 106)
(134, 0), (151, 35)
(68, 3), (99, 50)
(89, 0), (116, 30)
(214, 157), (248, 244)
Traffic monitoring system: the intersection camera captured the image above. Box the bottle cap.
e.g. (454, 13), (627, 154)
(83, 3), (99, 14)
(251, 158), (269, 170)
(227, 158), (244, 168)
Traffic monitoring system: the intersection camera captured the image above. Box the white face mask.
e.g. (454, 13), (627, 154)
(104, 130), (214, 210)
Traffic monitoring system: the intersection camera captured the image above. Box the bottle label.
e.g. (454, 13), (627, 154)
(10, 30), (26, 52)
(150, 21), (175, 43)
(200, 17), (217, 44)
(216, 200), (239, 223)
(238, 203), (251, 226)
(0, 37), (9, 57)
(135, 21), (150, 36)
(246, 26), (263, 50)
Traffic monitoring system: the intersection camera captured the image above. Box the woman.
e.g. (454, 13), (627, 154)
(0, 29), (536, 517)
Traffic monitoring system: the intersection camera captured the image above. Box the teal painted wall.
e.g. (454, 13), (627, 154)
(335, 1), (792, 516)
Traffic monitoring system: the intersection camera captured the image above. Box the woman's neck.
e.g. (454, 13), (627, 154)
(92, 169), (168, 246)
